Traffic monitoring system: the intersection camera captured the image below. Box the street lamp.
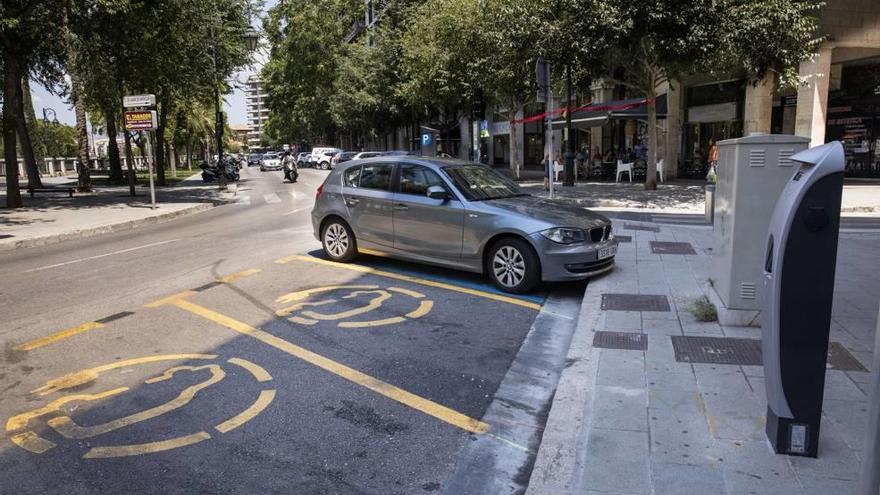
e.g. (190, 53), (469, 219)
(212, 16), (260, 190)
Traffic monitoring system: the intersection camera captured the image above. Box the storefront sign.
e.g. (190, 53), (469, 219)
(124, 110), (158, 131)
(687, 103), (737, 124)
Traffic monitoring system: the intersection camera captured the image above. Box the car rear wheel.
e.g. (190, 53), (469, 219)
(320, 161), (330, 170)
(487, 238), (539, 293)
(322, 220), (357, 262)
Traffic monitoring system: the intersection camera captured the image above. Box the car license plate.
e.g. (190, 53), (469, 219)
(598, 245), (617, 260)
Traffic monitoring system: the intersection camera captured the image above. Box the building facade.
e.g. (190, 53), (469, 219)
(245, 74), (270, 148)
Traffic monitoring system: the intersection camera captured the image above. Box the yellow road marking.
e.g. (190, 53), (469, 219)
(228, 358), (273, 382)
(215, 389), (277, 433)
(218, 268), (262, 284)
(145, 290), (196, 308)
(387, 286), (424, 298)
(6, 388), (129, 432)
(15, 322), (105, 352)
(405, 300), (434, 319)
(10, 431), (56, 454)
(171, 299), (490, 434)
(339, 316), (407, 328)
(48, 365), (225, 439)
(83, 431), (211, 459)
(31, 354), (217, 396)
(280, 255), (542, 311)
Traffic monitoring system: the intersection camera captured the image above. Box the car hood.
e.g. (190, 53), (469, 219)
(482, 195), (610, 230)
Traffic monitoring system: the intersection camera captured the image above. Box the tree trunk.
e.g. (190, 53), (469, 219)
(508, 108), (520, 179)
(645, 87), (658, 191)
(105, 107), (124, 184)
(71, 78), (91, 191)
(186, 129), (193, 172)
(3, 48), (23, 208)
(123, 128), (136, 196)
(154, 102), (168, 186)
(14, 73), (42, 188)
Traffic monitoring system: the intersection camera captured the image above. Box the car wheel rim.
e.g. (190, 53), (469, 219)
(492, 246), (526, 288)
(324, 224), (349, 258)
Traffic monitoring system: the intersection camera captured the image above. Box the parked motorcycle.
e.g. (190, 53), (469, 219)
(200, 157), (240, 183)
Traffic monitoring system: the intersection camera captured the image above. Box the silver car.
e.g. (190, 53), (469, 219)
(311, 157), (616, 293)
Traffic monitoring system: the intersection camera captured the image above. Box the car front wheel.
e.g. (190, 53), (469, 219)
(487, 238), (539, 293)
(322, 220), (357, 262)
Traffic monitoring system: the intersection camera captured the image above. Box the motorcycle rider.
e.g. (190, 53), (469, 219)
(282, 151), (298, 183)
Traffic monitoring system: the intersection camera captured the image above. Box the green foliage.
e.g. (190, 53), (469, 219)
(31, 121), (78, 157)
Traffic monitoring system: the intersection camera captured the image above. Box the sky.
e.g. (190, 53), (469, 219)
(30, 0), (276, 128)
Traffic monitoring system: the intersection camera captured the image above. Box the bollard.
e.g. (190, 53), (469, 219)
(858, 304), (880, 494)
(705, 183), (716, 225)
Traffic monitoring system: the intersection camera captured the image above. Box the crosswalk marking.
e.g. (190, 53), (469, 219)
(264, 193), (281, 204)
(289, 191), (300, 200)
(236, 195), (251, 205)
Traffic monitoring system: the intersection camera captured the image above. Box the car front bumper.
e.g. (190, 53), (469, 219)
(530, 233), (617, 282)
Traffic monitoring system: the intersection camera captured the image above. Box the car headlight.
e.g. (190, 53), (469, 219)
(540, 227), (586, 244)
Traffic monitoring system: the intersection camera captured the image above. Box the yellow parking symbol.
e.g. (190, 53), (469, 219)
(275, 285), (434, 328)
(5, 354), (275, 459)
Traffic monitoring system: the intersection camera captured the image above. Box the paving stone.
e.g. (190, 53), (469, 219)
(651, 461), (726, 495)
(593, 385), (648, 432)
(797, 475), (857, 495)
(581, 429), (650, 494)
(699, 389), (766, 441)
(647, 369), (699, 392)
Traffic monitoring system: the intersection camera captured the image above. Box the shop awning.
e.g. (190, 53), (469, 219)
(534, 94), (668, 129)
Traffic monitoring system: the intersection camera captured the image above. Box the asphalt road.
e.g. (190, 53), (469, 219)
(0, 167), (576, 494)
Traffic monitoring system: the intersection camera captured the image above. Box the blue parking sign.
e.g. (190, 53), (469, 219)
(421, 133), (433, 146)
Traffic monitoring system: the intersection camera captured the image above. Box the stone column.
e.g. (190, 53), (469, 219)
(590, 79), (615, 152)
(664, 79), (683, 179)
(744, 72), (775, 134)
(795, 45), (833, 147)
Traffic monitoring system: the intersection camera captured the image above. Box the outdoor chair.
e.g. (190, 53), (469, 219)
(616, 160), (633, 182)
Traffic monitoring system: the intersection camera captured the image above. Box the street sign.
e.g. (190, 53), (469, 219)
(124, 110), (158, 131)
(123, 94), (156, 108)
(421, 133), (433, 146)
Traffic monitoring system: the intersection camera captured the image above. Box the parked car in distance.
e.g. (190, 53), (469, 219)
(311, 157), (616, 293)
(296, 152), (311, 167)
(247, 153), (263, 167)
(316, 150), (340, 170)
(351, 151), (385, 160)
(309, 147), (342, 169)
(260, 152), (282, 171)
(331, 151), (359, 169)
(382, 150), (420, 157)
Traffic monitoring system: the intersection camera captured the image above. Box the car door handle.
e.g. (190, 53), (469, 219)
(392, 203), (409, 211)
(345, 198), (360, 206)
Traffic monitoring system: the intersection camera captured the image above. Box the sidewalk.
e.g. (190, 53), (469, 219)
(527, 223), (879, 494)
(0, 172), (235, 251)
(519, 180), (880, 214)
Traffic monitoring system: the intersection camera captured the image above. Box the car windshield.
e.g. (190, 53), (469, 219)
(442, 164), (528, 201)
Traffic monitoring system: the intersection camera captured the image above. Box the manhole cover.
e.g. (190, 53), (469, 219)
(624, 223), (660, 232)
(827, 342), (868, 372)
(671, 336), (762, 365)
(593, 331), (647, 351)
(614, 235), (632, 243)
(650, 241), (697, 255)
(601, 293), (670, 312)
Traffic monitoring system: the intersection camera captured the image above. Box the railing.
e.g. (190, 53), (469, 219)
(0, 156), (151, 178)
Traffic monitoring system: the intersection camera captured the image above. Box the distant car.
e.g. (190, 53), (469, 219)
(310, 147), (343, 170)
(351, 151), (385, 160)
(316, 150), (340, 170)
(260, 152), (282, 171)
(296, 152), (311, 167)
(247, 153), (263, 167)
(331, 151), (359, 169)
(311, 157), (616, 293)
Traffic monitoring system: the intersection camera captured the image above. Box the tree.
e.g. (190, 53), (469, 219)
(606, 0), (821, 190)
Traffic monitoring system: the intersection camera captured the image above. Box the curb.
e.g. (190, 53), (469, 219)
(525, 280), (604, 494)
(0, 201), (226, 252)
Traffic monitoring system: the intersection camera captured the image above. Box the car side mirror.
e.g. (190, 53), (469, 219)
(426, 185), (449, 201)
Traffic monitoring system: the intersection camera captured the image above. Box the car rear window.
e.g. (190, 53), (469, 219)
(358, 164), (392, 191)
(343, 165), (361, 187)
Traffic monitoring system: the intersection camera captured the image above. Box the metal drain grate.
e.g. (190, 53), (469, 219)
(614, 235), (632, 243)
(624, 223), (660, 232)
(650, 241), (697, 255)
(593, 331), (648, 351)
(671, 336), (763, 365)
(601, 293), (671, 312)
(827, 342), (868, 372)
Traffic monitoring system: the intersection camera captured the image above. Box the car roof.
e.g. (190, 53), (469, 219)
(336, 155), (474, 171)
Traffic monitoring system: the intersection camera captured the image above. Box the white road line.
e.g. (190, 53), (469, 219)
(24, 239), (181, 273)
(236, 195), (251, 205)
(282, 206), (312, 216)
(264, 193), (281, 204)
(288, 191), (300, 200)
